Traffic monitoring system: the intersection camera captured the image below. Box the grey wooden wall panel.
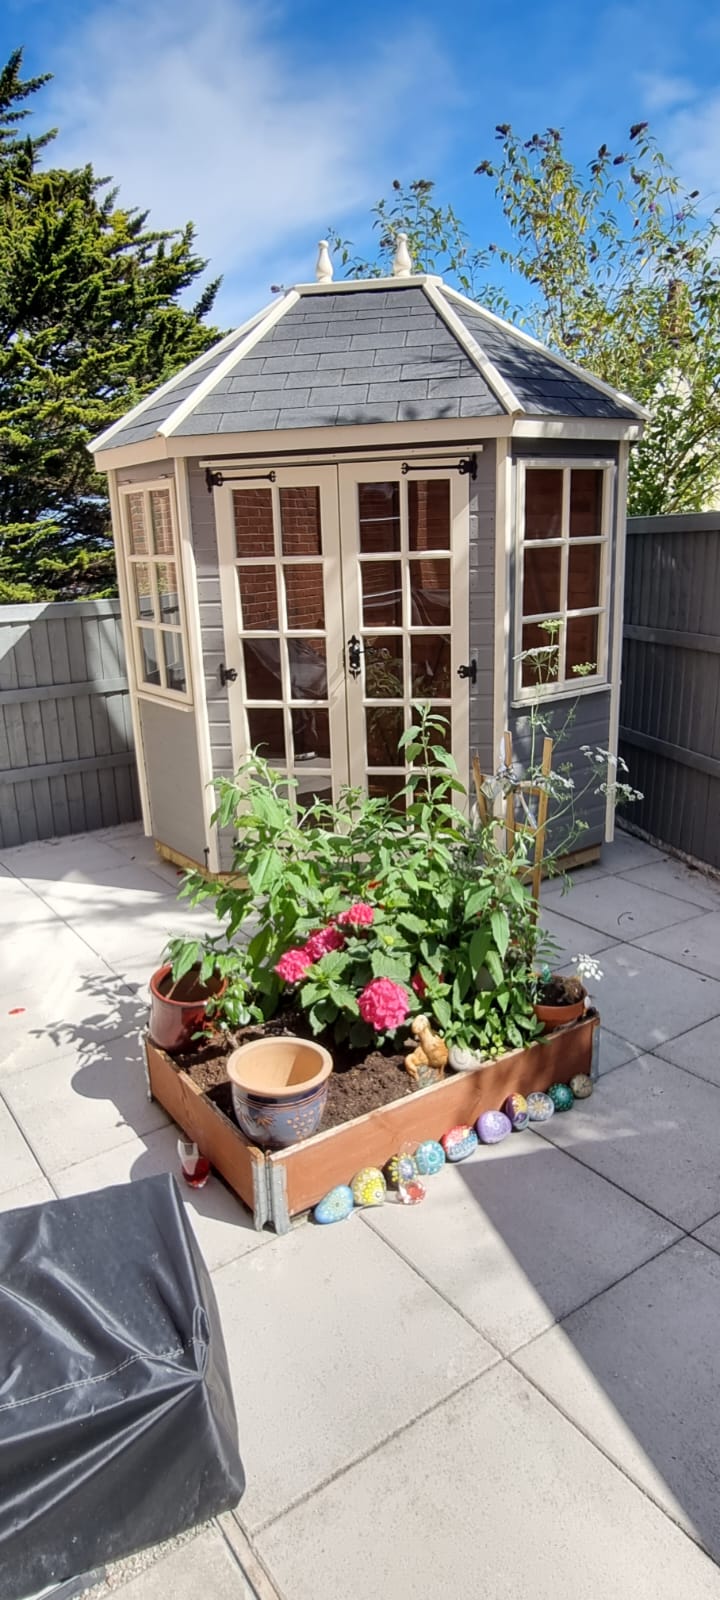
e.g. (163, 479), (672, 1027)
(0, 600), (140, 847)
(137, 697), (206, 863)
(188, 459), (236, 868)
(467, 441), (497, 776)
(620, 513), (720, 869)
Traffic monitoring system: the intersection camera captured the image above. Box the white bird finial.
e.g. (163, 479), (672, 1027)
(392, 232), (413, 277)
(315, 240), (333, 283)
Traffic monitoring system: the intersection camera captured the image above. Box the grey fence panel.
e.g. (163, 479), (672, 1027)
(0, 601), (140, 847)
(619, 513), (720, 870)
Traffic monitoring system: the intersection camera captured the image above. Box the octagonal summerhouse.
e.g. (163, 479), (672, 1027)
(91, 241), (646, 872)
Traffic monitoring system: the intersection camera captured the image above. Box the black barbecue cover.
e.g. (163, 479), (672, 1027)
(0, 1174), (245, 1600)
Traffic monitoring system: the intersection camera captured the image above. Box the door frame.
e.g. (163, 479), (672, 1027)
(337, 461), (470, 794)
(214, 464), (349, 798)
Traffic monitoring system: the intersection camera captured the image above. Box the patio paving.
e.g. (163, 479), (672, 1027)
(2, 823), (720, 1598)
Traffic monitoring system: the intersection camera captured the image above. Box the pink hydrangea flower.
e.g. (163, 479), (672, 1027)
(304, 925), (346, 963)
(275, 948), (312, 984)
(358, 978), (409, 1032)
(337, 902), (375, 928)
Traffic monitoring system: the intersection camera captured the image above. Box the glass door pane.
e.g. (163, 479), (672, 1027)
(338, 465), (469, 804)
(217, 467), (348, 807)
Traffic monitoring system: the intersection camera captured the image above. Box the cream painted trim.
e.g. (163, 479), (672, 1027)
(174, 457), (219, 871)
(93, 416), (513, 471)
(107, 469), (152, 834)
(160, 291), (300, 437)
(424, 280), (522, 415)
(605, 440), (630, 843)
(493, 438), (512, 766)
(116, 477), (194, 707)
(294, 275), (442, 295)
(95, 438), (173, 471)
(442, 284), (649, 422)
(199, 443), (486, 473)
(89, 305), (277, 454)
(512, 418), (643, 441)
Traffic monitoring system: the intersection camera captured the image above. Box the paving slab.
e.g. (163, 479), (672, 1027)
(53, 1126), (268, 1273)
(256, 1363), (720, 1600)
(0, 1174), (55, 1212)
(542, 873), (700, 940)
(0, 1100), (48, 1196)
(539, 908), (618, 968)
(654, 1014), (720, 1088)
(620, 859), (720, 912)
(598, 1026), (644, 1075)
(634, 911), (720, 982)
(366, 1133), (678, 1354)
(0, 834), (132, 878)
(693, 1213), (720, 1256)
(598, 833), (669, 873)
(1, 963), (146, 1075)
(572, 942), (720, 1050)
(516, 1237), (720, 1559)
(1, 1030), (168, 1174)
(534, 1055), (720, 1231)
(212, 1218), (497, 1532)
(0, 918), (102, 995)
(92, 1526), (255, 1600)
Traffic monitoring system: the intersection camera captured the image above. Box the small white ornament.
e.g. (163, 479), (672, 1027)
(315, 240), (333, 283)
(392, 232), (413, 277)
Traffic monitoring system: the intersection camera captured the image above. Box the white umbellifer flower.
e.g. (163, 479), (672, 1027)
(572, 954), (604, 983)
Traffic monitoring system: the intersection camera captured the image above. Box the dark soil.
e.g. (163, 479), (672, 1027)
(175, 1005), (414, 1134)
(538, 974), (585, 1006)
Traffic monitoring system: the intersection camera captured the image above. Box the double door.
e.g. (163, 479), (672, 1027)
(216, 462), (470, 809)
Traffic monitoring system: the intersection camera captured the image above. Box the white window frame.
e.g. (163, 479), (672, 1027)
(117, 479), (193, 706)
(513, 457), (614, 705)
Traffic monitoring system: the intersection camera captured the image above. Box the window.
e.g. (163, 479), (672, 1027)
(514, 460), (613, 700)
(119, 483), (191, 701)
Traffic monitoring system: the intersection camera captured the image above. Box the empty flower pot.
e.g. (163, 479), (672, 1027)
(149, 964), (226, 1055)
(227, 1037), (333, 1149)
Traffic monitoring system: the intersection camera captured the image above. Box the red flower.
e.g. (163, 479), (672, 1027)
(304, 925), (346, 963)
(337, 902), (375, 928)
(275, 948), (312, 984)
(358, 978), (409, 1032)
(411, 971), (427, 999)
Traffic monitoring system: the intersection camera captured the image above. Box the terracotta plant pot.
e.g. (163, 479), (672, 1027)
(149, 964), (226, 1055)
(227, 1036), (333, 1150)
(533, 997), (586, 1031)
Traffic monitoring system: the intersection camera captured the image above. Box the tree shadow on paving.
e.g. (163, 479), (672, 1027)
(450, 1129), (720, 1563)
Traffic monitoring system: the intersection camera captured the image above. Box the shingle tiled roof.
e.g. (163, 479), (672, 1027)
(92, 277), (645, 454)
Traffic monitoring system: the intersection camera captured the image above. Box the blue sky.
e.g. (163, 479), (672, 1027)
(3, 0), (720, 326)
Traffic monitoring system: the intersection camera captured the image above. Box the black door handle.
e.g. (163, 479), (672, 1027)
(220, 664), (238, 687)
(346, 635), (363, 678)
(457, 661), (477, 684)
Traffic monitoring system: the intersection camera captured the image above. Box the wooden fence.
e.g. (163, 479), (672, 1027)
(0, 600), (140, 848)
(619, 512), (720, 870)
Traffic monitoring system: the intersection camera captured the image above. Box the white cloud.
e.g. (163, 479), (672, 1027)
(638, 72), (697, 113)
(661, 93), (720, 207)
(44, 0), (455, 325)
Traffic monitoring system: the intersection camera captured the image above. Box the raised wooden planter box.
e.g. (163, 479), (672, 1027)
(145, 1013), (599, 1234)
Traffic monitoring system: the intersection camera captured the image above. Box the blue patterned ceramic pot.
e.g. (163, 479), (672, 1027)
(228, 1037), (333, 1149)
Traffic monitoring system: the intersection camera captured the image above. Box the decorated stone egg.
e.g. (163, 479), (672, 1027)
(383, 1152), (419, 1192)
(415, 1139), (446, 1176)
(351, 1167), (387, 1207)
(527, 1091), (555, 1123)
(476, 1109), (512, 1145)
(313, 1185), (354, 1225)
(570, 1073), (593, 1099)
(503, 1092), (529, 1131)
(441, 1125), (479, 1162)
(548, 1082), (574, 1112)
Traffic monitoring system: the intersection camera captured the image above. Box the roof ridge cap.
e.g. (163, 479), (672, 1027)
(424, 280), (522, 415)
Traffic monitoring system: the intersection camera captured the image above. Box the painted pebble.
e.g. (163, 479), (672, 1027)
(476, 1109), (512, 1145)
(350, 1166), (387, 1208)
(570, 1073), (593, 1099)
(527, 1091), (555, 1123)
(313, 1185), (354, 1225)
(415, 1139), (446, 1176)
(548, 1082), (574, 1112)
(383, 1153), (419, 1192)
(448, 1044), (483, 1072)
(441, 1125), (479, 1162)
(503, 1092), (529, 1131)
